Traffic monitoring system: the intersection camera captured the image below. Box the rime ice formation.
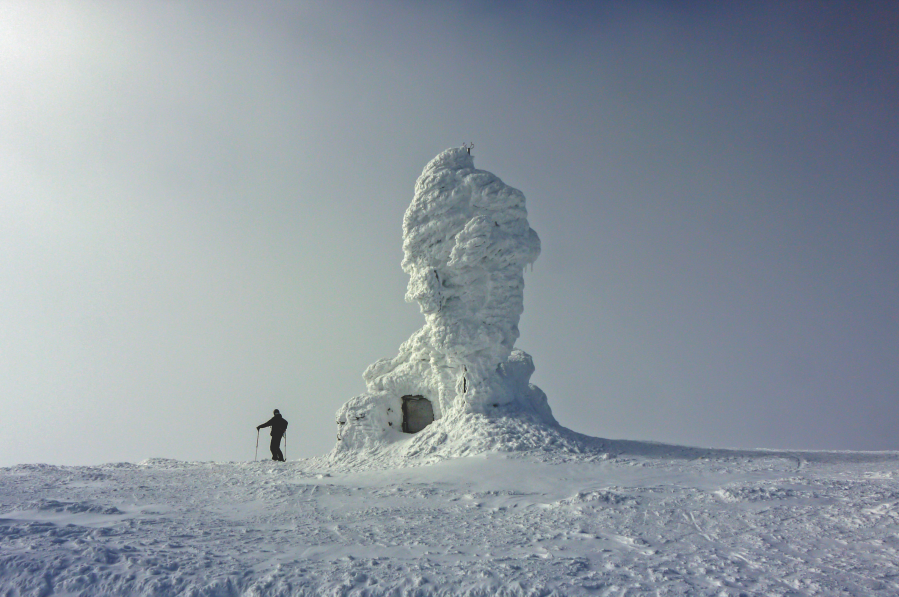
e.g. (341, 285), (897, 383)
(335, 147), (555, 453)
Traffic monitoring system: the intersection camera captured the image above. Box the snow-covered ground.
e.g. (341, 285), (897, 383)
(2, 426), (898, 596)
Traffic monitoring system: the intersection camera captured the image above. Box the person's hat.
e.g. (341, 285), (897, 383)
(274, 409), (280, 414)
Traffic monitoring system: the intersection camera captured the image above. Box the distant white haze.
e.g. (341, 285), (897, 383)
(1, 2), (897, 467)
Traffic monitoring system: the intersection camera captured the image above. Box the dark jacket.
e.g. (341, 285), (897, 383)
(258, 414), (288, 437)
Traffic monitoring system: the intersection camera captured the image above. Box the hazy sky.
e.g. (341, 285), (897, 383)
(2, 1), (897, 467)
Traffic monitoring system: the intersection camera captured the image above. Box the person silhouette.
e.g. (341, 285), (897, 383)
(256, 409), (288, 461)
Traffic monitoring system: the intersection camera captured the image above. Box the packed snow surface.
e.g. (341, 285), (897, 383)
(335, 148), (550, 454)
(2, 429), (898, 596)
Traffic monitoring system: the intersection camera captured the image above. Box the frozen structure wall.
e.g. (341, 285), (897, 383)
(335, 147), (555, 452)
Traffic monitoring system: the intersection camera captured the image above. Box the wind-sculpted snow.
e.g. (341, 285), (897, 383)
(2, 446), (899, 596)
(335, 148), (550, 458)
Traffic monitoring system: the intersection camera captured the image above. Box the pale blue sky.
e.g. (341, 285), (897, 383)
(1, 1), (896, 466)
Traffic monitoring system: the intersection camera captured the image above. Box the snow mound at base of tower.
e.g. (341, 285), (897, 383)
(322, 410), (899, 472)
(334, 348), (557, 455)
(323, 408), (607, 471)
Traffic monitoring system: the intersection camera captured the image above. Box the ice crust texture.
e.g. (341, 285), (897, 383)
(334, 147), (554, 456)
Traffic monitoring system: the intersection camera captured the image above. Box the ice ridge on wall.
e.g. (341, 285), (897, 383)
(335, 147), (555, 452)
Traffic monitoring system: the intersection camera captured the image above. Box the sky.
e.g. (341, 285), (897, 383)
(1, 1), (897, 467)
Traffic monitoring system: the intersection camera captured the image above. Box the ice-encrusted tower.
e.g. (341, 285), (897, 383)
(334, 147), (555, 452)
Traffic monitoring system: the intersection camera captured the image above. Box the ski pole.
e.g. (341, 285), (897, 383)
(284, 432), (287, 461)
(255, 428), (259, 462)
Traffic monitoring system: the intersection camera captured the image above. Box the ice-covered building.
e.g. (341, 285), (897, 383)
(334, 147), (556, 454)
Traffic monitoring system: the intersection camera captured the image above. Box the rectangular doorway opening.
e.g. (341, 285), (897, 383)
(401, 395), (434, 434)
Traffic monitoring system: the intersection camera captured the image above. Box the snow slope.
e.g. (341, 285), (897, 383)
(2, 433), (898, 596)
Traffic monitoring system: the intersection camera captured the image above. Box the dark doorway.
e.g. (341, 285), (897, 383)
(401, 395), (434, 434)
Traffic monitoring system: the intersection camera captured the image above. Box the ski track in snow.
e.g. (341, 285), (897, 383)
(2, 444), (899, 596)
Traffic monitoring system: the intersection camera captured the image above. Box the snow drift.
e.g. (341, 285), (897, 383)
(334, 147), (554, 458)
